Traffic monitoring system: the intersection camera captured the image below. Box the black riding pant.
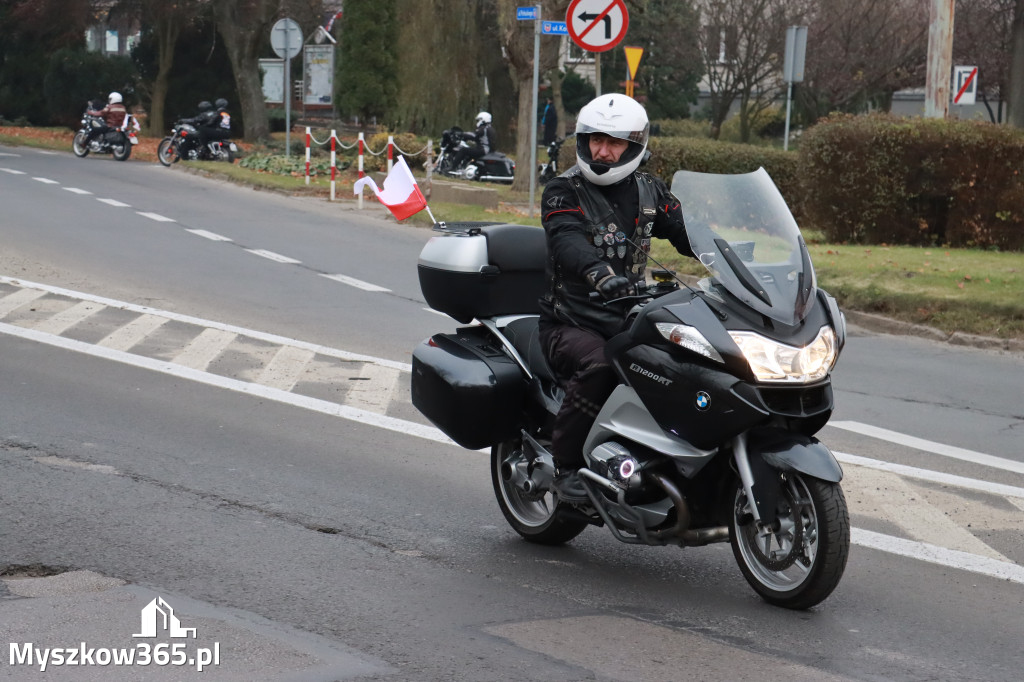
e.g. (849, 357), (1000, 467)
(451, 145), (484, 170)
(540, 324), (617, 469)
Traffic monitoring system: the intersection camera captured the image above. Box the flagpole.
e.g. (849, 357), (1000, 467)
(425, 205), (438, 224)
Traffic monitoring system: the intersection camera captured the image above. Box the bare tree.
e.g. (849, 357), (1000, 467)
(954, 0), (1015, 122)
(494, 0), (571, 193)
(696, 0), (805, 141)
(110, 0), (200, 134)
(210, 0), (279, 141)
(798, 0), (928, 123)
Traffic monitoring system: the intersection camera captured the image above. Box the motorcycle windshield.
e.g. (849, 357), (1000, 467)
(670, 168), (816, 326)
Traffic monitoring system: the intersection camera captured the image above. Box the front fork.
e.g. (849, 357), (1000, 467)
(733, 433), (763, 523)
(733, 432), (785, 526)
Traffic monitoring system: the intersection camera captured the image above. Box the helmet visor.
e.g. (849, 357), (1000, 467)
(576, 121), (649, 147)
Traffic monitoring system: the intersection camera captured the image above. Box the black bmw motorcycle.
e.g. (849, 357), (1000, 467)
(434, 126), (515, 183)
(411, 168), (850, 609)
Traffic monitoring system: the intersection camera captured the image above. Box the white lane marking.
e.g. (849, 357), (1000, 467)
(852, 528), (1024, 585)
(320, 273), (391, 293)
(0, 168), (26, 174)
(28, 300), (102, 336)
(0, 153), (21, 157)
(847, 464), (1008, 561)
(830, 421), (1024, 475)
(97, 198), (131, 208)
(247, 249), (301, 264)
(98, 313), (168, 352)
(257, 345), (316, 391)
(0, 276), (411, 372)
(186, 229), (232, 242)
(0, 321), (447, 443)
(172, 328), (237, 370)
(36, 150), (58, 155)
(346, 363), (401, 415)
(64, 187), (92, 195)
(1, 317), (1021, 585)
(0, 287), (47, 316)
(423, 307), (450, 317)
(836, 451), (1024, 500)
(137, 212), (175, 222)
(32, 177), (59, 184)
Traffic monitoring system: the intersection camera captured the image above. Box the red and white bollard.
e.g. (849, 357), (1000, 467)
(304, 127), (311, 185)
(387, 135), (394, 174)
(330, 130), (337, 201)
(357, 132), (365, 210)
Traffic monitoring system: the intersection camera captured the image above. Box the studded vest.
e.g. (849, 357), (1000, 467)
(543, 168), (660, 337)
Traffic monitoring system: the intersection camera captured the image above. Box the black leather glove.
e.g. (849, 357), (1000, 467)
(585, 264), (633, 300)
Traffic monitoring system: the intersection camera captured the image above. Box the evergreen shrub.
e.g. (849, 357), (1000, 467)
(800, 113), (1024, 250)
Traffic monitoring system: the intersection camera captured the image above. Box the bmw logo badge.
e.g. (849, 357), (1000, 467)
(695, 391), (711, 411)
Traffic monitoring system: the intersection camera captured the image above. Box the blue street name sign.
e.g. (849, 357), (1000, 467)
(542, 21), (568, 35)
(517, 7), (538, 20)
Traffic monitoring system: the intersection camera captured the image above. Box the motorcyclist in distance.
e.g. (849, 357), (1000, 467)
(85, 92), (127, 146)
(197, 97), (232, 152)
(178, 100), (216, 159)
(451, 111), (497, 171)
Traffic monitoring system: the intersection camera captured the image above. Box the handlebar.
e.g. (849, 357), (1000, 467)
(588, 280), (679, 303)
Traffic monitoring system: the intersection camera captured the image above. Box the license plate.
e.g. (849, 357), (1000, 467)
(228, 143), (237, 152)
(129, 136), (138, 145)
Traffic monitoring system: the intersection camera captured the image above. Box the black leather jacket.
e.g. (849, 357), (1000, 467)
(465, 123), (496, 154)
(539, 166), (694, 338)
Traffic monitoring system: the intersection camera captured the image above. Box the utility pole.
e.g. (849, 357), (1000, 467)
(924, 0), (955, 118)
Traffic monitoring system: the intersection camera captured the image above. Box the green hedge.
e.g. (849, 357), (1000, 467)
(800, 113), (1024, 250)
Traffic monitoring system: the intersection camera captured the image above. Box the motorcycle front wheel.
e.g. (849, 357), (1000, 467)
(156, 138), (177, 166)
(491, 439), (588, 546)
(730, 472), (849, 610)
(72, 131), (89, 157)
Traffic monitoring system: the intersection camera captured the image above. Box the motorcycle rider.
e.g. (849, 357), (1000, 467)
(538, 94), (697, 501)
(196, 97), (232, 154)
(177, 100), (216, 159)
(451, 111), (497, 171)
(85, 92), (127, 146)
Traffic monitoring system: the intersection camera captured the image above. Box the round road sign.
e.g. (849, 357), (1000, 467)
(271, 18), (303, 60)
(566, 0), (629, 53)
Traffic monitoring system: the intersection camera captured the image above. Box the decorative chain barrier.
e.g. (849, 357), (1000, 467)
(305, 127), (435, 208)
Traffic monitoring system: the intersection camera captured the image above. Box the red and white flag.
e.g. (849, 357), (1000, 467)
(353, 156), (428, 221)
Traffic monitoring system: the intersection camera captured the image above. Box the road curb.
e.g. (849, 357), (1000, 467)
(844, 310), (1024, 356)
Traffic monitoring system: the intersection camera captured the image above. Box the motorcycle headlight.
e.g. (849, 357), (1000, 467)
(655, 323), (724, 362)
(729, 326), (838, 383)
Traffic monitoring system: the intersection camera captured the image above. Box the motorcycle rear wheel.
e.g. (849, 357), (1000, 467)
(730, 472), (849, 610)
(72, 131), (89, 158)
(491, 439), (588, 545)
(112, 139), (131, 161)
(156, 138), (177, 166)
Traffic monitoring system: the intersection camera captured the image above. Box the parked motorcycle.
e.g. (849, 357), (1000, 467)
(411, 168), (850, 609)
(157, 119), (238, 166)
(434, 126), (515, 183)
(538, 136), (565, 185)
(72, 106), (138, 161)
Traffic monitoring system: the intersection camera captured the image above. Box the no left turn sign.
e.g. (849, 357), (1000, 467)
(566, 0), (629, 53)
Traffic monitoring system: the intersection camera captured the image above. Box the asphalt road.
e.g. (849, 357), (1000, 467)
(1, 145), (1022, 681)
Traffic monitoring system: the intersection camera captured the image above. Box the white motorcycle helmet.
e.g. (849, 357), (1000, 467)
(108, 92), (123, 104)
(574, 94), (649, 186)
(475, 111), (492, 127)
